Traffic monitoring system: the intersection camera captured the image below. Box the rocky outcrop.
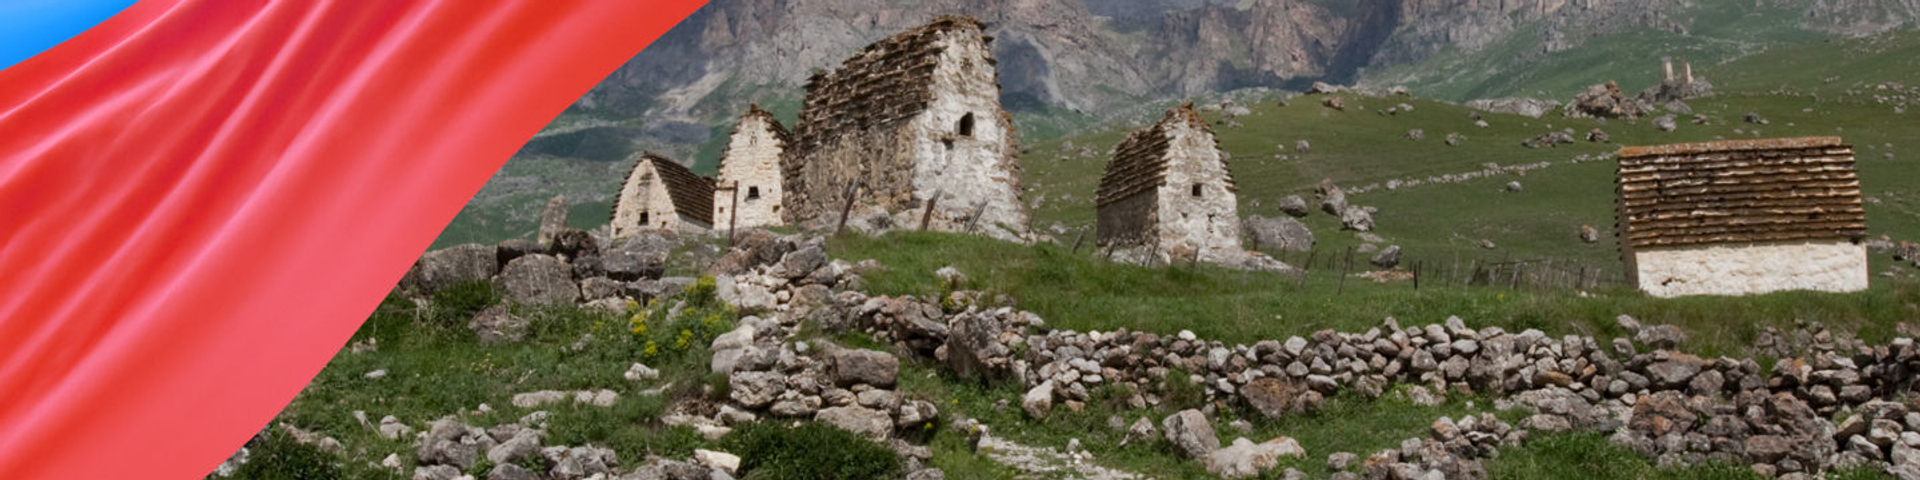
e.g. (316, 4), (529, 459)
(1464, 98), (1560, 118)
(1243, 215), (1315, 252)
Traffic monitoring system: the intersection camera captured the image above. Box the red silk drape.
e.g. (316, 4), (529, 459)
(0, 1), (706, 478)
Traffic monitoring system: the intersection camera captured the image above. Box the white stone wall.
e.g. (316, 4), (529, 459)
(1152, 119), (1244, 263)
(611, 162), (708, 238)
(905, 28), (1030, 242)
(714, 115), (785, 231)
(1632, 240), (1869, 298)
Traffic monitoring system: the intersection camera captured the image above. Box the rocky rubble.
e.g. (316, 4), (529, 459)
(815, 275), (1920, 479)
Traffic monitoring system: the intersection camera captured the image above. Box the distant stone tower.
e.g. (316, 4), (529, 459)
(610, 153), (714, 238)
(713, 105), (791, 231)
(781, 15), (1029, 241)
(1095, 103), (1245, 263)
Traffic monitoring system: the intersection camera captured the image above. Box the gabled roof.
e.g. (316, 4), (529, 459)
(717, 104), (791, 175)
(791, 15), (992, 151)
(1095, 103), (1234, 207)
(630, 152), (715, 224)
(1615, 136), (1865, 249)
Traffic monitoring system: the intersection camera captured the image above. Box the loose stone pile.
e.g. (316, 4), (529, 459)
(809, 278), (1920, 479)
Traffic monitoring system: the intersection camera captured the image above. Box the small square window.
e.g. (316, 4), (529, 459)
(1191, 184), (1203, 197)
(748, 186), (761, 199)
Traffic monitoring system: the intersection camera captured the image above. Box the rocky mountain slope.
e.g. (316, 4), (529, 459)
(580, 0), (1916, 123)
(441, 0), (1916, 250)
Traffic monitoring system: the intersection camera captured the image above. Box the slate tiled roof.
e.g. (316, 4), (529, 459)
(1615, 136), (1865, 249)
(635, 152), (715, 224)
(1096, 104), (1233, 207)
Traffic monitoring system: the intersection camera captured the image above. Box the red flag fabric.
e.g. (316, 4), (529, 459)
(0, 1), (705, 479)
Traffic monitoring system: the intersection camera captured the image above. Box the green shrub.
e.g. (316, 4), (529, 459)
(431, 279), (500, 328)
(228, 429), (341, 480)
(723, 422), (900, 480)
(626, 276), (735, 362)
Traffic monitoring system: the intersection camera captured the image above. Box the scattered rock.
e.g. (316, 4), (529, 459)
(1163, 409), (1222, 459)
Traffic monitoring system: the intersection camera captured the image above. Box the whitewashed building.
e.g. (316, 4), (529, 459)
(610, 153), (714, 238)
(1615, 137), (1868, 297)
(713, 105), (791, 231)
(1095, 103), (1245, 264)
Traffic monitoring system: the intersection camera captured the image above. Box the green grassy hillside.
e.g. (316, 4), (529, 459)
(1023, 31), (1920, 275)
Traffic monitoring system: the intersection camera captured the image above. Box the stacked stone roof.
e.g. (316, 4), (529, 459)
(1096, 104), (1235, 207)
(1615, 136), (1865, 249)
(788, 15), (991, 153)
(633, 152), (715, 224)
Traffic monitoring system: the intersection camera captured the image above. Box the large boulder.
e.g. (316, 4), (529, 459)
(945, 312), (1011, 380)
(832, 349), (899, 388)
(1339, 207), (1374, 232)
(1241, 377), (1305, 419)
(710, 230), (796, 275)
(549, 228), (600, 260)
(600, 232), (672, 281)
(1163, 409), (1221, 459)
(1315, 180), (1347, 216)
(1204, 437), (1306, 479)
(728, 371), (787, 409)
(1276, 195), (1311, 218)
(416, 418), (486, 470)
(774, 244), (829, 280)
(494, 254), (578, 305)
(709, 324), (759, 374)
(407, 244), (499, 293)
(1022, 381), (1055, 420)
(1566, 81), (1647, 118)
(815, 406), (892, 441)
(1369, 245), (1401, 269)
(716, 276), (777, 315)
(1243, 215), (1314, 252)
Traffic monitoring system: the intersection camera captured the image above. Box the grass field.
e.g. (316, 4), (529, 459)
(333, 25), (1920, 480)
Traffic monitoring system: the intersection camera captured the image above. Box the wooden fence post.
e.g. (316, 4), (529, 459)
(1337, 246), (1353, 295)
(834, 183), (859, 236)
(919, 189), (943, 231)
(726, 185), (740, 248)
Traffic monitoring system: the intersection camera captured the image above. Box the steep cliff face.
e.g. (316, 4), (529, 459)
(577, 0), (1914, 128)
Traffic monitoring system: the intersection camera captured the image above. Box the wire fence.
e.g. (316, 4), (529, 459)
(1266, 246), (1634, 294)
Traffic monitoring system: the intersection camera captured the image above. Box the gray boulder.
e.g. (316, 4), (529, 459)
(1653, 114), (1678, 132)
(1205, 437), (1305, 479)
(1339, 207), (1373, 232)
(1163, 409), (1221, 459)
(407, 244), (499, 293)
(1244, 215), (1315, 252)
(728, 371), (786, 409)
(494, 254), (578, 305)
(1023, 381), (1054, 420)
(1369, 246), (1401, 269)
(832, 349), (899, 388)
(1276, 195), (1311, 218)
(1241, 377), (1304, 419)
(775, 245), (829, 280)
(601, 232), (672, 281)
(815, 406), (893, 440)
